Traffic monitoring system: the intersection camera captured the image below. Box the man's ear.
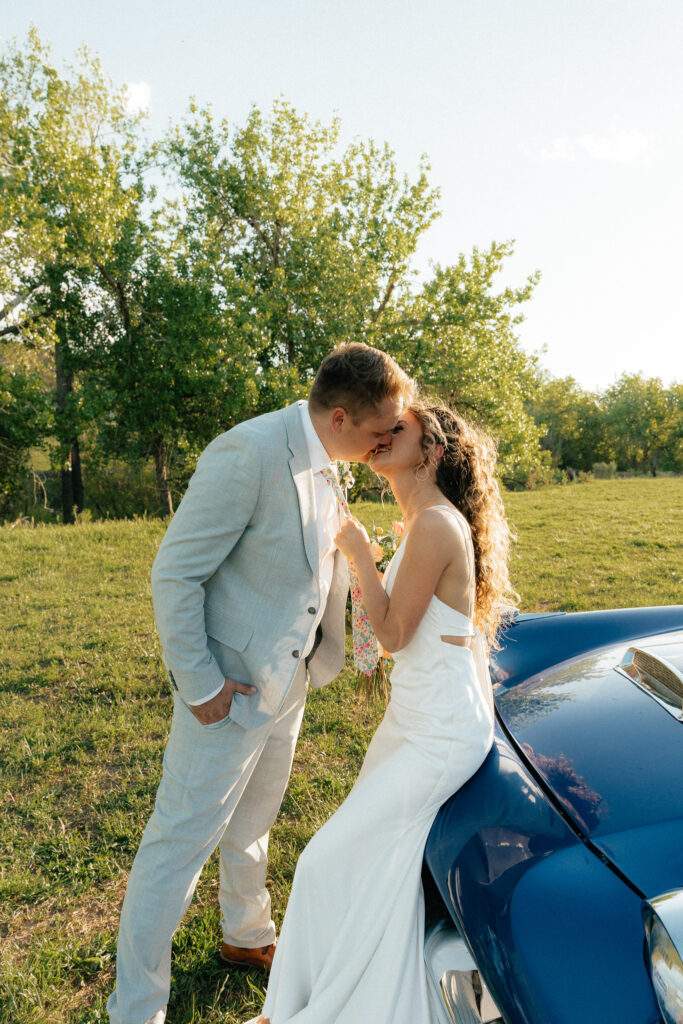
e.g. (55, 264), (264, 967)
(330, 407), (347, 433)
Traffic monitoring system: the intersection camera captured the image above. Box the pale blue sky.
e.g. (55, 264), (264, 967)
(3, 0), (682, 389)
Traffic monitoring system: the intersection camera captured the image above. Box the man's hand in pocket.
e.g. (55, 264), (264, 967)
(190, 677), (257, 725)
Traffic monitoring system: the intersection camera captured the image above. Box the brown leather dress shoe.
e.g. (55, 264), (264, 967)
(220, 939), (277, 971)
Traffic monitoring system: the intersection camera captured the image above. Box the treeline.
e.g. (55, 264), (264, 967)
(1, 30), (680, 524)
(529, 373), (682, 480)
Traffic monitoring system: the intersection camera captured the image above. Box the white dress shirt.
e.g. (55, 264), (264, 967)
(298, 400), (341, 658)
(190, 401), (340, 705)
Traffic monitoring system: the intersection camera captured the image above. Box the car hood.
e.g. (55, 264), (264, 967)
(494, 633), (683, 897)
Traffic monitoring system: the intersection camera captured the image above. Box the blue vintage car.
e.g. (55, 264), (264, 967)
(423, 605), (683, 1024)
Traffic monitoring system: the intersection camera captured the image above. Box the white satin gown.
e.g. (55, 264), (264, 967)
(260, 506), (495, 1024)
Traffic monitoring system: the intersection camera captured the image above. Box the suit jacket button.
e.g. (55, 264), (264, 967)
(308, 607), (316, 614)
(293, 649), (301, 658)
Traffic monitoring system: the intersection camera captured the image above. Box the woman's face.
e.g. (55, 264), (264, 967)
(369, 409), (424, 476)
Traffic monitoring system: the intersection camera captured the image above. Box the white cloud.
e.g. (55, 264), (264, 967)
(540, 137), (577, 162)
(577, 126), (655, 163)
(538, 125), (658, 165)
(124, 81), (152, 115)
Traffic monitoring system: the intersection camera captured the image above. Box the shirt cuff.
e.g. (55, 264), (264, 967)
(188, 682), (224, 706)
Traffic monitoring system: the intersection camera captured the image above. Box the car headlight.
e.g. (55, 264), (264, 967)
(642, 889), (683, 1024)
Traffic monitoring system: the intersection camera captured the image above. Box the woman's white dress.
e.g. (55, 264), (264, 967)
(261, 507), (495, 1024)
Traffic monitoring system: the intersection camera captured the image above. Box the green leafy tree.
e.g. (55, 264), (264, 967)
(167, 105), (547, 484)
(166, 99), (441, 412)
(603, 373), (682, 475)
(0, 27), (143, 520)
(666, 383), (683, 473)
(1, 29), (254, 517)
(0, 362), (50, 515)
(85, 206), (261, 515)
(383, 244), (549, 486)
(527, 374), (610, 472)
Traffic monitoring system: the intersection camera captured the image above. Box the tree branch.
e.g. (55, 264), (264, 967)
(371, 270), (397, 324)
(0, 309), (51, 338)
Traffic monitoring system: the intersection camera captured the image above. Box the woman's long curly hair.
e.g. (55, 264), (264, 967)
(410, 400), (518, 648)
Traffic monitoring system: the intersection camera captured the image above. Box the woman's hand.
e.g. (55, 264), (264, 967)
(334, 515), (372, 562)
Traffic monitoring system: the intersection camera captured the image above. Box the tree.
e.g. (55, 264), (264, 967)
(166, 99), (441, 413)
(167, 104), (547, 484)
(0, 362), (50, 515)
(85, 207), (261, 515)
(527, 374), (610, 472)
(0, 29), (250, 517)
(381, 244), (549, 486)
(0, 27), (143, 520)
(603, 374), (682, 475)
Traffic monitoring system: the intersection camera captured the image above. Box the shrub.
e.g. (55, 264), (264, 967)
(84, 459), (160, 518)
(2, 458), (166, 523)
(592, 461), (617, 479)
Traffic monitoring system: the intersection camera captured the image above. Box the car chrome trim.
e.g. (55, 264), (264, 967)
(617, 644), (683, 721)
(643, 889), (683, 951)
(511, 611), (567, 622)
(424, 919), (503, 1024)
(642, 889), (683, 1023)
(440, 972), (504, 1024)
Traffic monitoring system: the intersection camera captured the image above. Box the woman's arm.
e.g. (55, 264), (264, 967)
(335, 509), (464, 652)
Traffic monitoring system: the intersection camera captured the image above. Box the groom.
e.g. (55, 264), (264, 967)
(108, 343), (413, 1024)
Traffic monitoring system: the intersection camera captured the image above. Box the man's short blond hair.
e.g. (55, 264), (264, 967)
(308, 343), (414, 423)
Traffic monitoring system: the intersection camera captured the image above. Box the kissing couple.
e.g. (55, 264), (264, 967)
(107, 343), (514, 1024)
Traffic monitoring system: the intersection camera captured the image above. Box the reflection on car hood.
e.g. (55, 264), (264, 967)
(495, 632), (683, 896)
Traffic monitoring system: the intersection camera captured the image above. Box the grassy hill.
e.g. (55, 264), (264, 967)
(1, 478), (681, 1023)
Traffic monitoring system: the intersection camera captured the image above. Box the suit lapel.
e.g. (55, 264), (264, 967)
(284, 402), (319, 576)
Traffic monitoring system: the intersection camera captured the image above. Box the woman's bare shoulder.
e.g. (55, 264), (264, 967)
(406, 506), (468, 554)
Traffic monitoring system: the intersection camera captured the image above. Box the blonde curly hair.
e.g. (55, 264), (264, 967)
(410, 400), (518, 648)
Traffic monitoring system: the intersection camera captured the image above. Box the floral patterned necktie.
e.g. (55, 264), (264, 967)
(321, 466), (379, 675)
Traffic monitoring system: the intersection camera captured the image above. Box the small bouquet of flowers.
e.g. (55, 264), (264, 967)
(368, 518), (405, 572)
(355, 518), (405, 703)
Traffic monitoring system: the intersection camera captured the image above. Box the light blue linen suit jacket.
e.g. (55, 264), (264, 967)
(151, 401), (349, 730)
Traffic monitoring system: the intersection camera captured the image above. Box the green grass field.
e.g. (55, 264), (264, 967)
(1, 478), (681, 1023)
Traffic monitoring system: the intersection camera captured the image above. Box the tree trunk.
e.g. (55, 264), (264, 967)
(152, 436), (174, 517)
(60, 457), (75, 524)
(55, 332), (78, 524)
(71, 437), (84, 511)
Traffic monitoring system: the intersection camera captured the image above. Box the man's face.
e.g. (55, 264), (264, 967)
(331, 397), (404, 463)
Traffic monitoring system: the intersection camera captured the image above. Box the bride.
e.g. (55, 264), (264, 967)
(247, 400), (515, 1024)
